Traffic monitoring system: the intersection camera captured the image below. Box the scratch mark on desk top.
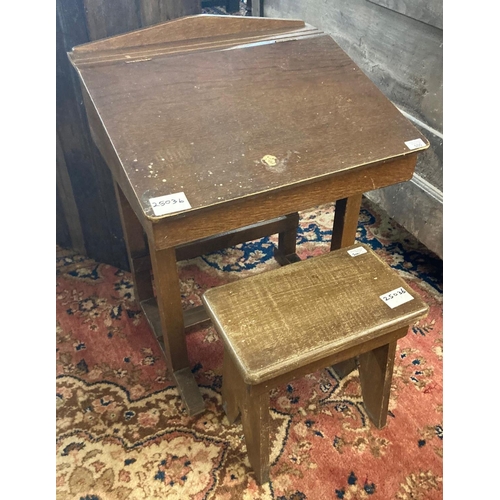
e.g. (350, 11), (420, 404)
(124, 57), (152, 64)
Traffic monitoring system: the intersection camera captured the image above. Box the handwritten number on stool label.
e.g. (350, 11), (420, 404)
(380, 287), (414, 309)
(149, 192), (192, 216)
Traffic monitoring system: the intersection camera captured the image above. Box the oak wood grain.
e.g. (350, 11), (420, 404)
(79, 83), (154, 241)
(222, 351), (243, 424)
(203, 243), (428, 385)
(211, 243), (428, 484)
(241, 386), (270, 485)
(358, 337), (399, 428)
(151, 155), (416, 249)
(69, 27), (322, 68)
(148, 245), (187, 373)
(69, 15), (429, 416)
(240, 327), (409, 397)
(331, 194), (363, 250)
(114, 182), (154, 303)
(69, 18), (428, 225)
(71, 15), (305, 54)
(218, 325), (407, 484)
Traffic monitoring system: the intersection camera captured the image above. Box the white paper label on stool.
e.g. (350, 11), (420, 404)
(380, 287), (414, 309)
(149, 192), (191, 216)
(404, 138), (426, 150)
(347, 246), (367, 257)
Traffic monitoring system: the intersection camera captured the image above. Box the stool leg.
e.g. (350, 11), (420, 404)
(358, 340), (397, 429)
(149, 244), (205, 416)
(274, 213), (300, 265)
(332, 357), (357, 378)
(222, 351), (242, 424)
(241, 386), (270, 485)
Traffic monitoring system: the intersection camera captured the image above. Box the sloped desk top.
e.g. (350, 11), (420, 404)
(69, 15), (428, 223)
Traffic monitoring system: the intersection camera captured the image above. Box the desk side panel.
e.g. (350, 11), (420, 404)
(79, 80), (154, 240)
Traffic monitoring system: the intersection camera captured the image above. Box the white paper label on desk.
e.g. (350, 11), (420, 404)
(347, 247), (367, 257)
(149, 192), (191, 216)
(380, 287), (414, 309)
(404, 138), (426, 150)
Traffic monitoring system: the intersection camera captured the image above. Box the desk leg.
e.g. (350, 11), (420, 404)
(330, 194), (363, 376)
(331, 194), (363, 251)
(149, 244), (206, 416)
(274, 212), (301, 266)
(114, 182), (154, 303)
(278, 212), (299, 255)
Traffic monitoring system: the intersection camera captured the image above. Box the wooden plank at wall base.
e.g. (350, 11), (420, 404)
(56, 133), (86, 255)
(365, 178), (443, 259)
(56, 186), (72, 250)
(264, 0), (442, 132)
(140, 0), (201, 27)
(411, 123), (443, 192)
(83, 0), (141, 40)
(367, 0), (442, 30)
(249, 0), (262, 17)
(57, 0), (203, 269)
(57, 0), (128, 269)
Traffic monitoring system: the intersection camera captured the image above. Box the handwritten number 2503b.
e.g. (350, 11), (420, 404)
(151, 198), (185, 208)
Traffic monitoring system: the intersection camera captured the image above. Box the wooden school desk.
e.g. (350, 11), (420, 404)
(69, 15), (429, 415)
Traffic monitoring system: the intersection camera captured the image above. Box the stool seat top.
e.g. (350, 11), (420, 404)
(202, 244), (428, 384)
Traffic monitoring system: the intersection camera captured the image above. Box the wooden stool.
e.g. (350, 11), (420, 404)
(202, 244), (429, 484)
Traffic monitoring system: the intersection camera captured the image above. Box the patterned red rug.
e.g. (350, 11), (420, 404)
(56, 198), (443, 499)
